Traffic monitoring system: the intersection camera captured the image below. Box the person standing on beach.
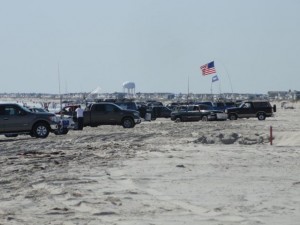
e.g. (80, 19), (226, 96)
(75, 105), (84, 130)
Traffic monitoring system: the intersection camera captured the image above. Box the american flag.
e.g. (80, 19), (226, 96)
(200, 61), (216, 76)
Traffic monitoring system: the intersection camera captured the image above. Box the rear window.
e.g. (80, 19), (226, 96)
(115, 102), (137, 110)
(199, 105), (210, 110)
(225, 102), (235, 107)
(215, 102), (225, 107)
(253, 102), (271, 107)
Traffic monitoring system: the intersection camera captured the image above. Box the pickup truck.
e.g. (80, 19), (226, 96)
(83, 102), (141, 128)
(198, 101), (236, 111)
(0, 103), (58, 138)
(225, 101), (276, 120)
(171, 104), (227, 122)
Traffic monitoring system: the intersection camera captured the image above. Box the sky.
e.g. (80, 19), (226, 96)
(1, 0), (300, 94)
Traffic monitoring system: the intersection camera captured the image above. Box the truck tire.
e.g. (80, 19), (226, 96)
(201, 115), (208, 121)
(54, 127), (69, 135)
(32, 122), (50, 138)
(175, 117), (182, 122)
(229, 114), (237, 120)
(257, 113), (266, 121)
(122, 117), (135, 128)
(61, 128), (69, 134)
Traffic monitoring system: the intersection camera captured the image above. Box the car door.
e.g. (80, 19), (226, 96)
(188, 106), (201, 121)
(90, 104), (120, 125)
(238, 103), (255, 118)
(104, 104), (120, 124)
(0, 105), (31, 132)
(189, 111), (201, 121)
(90, 104), (106, 125)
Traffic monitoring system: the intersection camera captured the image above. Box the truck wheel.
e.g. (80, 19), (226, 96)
(201, 116), (208, 121)
(175, 117), (182, 122)
(55, 128), (69, 135)
(33, 122), (50, 138)
(229, 114), (237, 120)
(122, 118), (134, 128)
(257, 113), (266, 120)
(61, 128), (69, 134)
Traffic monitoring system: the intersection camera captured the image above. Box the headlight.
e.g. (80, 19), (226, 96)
(50, 116), (59, 123)
(134, 112), (140, 117)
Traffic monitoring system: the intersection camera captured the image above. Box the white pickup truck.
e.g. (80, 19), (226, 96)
(28, 107), (75, 135)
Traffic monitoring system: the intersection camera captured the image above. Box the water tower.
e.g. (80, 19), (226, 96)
(122, 81), (135, 95)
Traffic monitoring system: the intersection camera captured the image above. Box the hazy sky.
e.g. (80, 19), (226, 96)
(1, 0), (299, 94)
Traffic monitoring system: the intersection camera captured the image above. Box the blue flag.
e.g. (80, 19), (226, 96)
(212, 75), (219, 82)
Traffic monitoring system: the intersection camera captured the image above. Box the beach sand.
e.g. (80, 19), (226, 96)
(1, 104), (300, 224)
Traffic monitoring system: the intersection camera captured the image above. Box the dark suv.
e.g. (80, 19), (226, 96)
(225, 101), (276, 120)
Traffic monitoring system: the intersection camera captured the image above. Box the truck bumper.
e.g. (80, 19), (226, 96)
(50, 124), (58, 130)
(135, 118), (142, 124)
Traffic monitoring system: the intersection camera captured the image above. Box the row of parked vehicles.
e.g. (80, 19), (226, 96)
(0, 101), (142, 138)
(169, 101), (276, 122)
(0, 100), (276, 139)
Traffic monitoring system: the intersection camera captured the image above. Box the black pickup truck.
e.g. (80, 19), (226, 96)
(171, 104), (227, 122)
(0, 103), (58, 138)
(83, 102), (141, 128)
(225, 101), (276, 120)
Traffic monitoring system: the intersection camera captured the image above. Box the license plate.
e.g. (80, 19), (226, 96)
(62, 120), (70, 126)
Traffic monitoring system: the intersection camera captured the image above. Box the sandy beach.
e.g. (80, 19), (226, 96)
(1, 103), (300, 225)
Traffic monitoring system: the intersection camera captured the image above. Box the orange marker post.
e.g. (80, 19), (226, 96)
(270, 126), (273, 145)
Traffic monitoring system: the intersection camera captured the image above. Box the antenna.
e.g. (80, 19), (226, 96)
(58, 63), (61, 95)
(58, 63), (62, 115)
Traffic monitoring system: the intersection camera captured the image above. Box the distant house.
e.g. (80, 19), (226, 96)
(268, 91), (289, 100)
(292, 91), (300, 101)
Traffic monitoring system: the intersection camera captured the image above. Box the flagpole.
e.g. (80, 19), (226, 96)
(210, 79), (213, 101)
(215, 60), (234, 98)
(187, 76), (189, 104)
(58, 62), (62, 116)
